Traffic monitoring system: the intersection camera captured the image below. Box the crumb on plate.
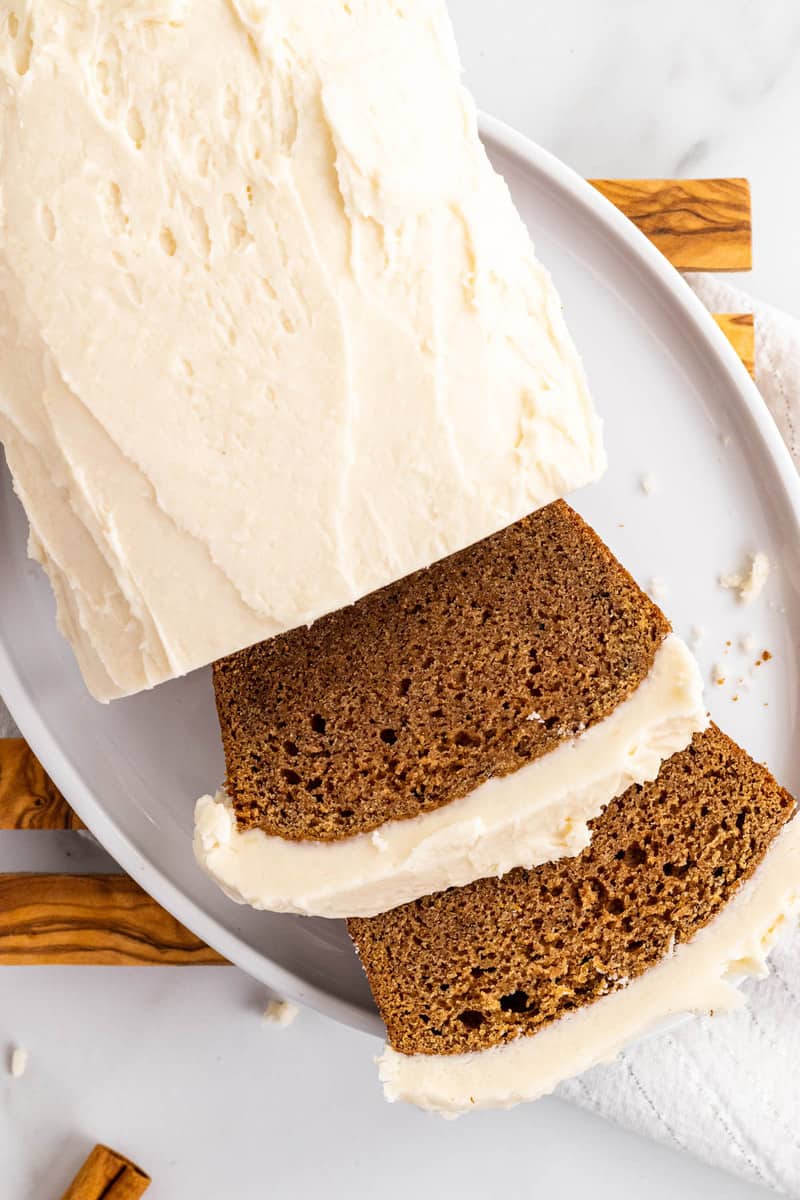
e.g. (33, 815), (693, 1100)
(719, 552), (770, 605)
(263, 999), (299, 1028)
(9, 1046), (28, 1078)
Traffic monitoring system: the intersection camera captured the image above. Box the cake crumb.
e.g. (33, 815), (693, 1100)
(263, 999), (299, 1028)
(740, 634), (756, 655)
(719, 553), (770, 605)
(689, 625), (706, 651)
(9, 1046), (28, 1078)
(762, 649), (772, 662)
(640, 473), (658, 496)
(647, 577), (669, 604)
(712, 663), (726, 686)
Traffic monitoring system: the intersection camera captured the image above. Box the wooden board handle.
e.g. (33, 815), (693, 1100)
(713, 313), (755, 378)
(0, 873), (227, 966)
(59, 1144), (150, 1200)
(589, 178), (752, 271)
(0, 737), (84, 829)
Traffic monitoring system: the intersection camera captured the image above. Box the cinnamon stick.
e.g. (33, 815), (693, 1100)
(59, 1144), (150, 1199)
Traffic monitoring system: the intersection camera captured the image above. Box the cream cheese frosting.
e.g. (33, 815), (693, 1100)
(194, 634), (706, 918)
(377, 812), (800, 1116)
(0, 1), (604, 701)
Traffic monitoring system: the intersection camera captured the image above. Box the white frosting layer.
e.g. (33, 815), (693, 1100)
(194, 634), (706, 918)
(0, 1), (603, 701)
(377, 810), (800, 1117)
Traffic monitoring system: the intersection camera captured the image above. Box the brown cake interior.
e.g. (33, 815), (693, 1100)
(213, 502), (669, 842)
(349, 725), (795, 1056)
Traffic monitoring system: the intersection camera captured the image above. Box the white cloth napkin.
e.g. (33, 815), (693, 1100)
(560, 275), (800, 1197)
(2, 277), (799, 1193)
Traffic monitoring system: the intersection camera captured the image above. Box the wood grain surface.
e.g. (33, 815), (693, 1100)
(59, 1143), (151, 1200)
(590, 177), (752, 270)
(0, 873), (227, 965)
(713, 312), (756, 378)
(0, 737), (84, 829)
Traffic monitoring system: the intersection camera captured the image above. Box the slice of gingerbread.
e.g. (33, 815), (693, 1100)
(348, 725), (799, 1114)
(195, 501), (706, 917)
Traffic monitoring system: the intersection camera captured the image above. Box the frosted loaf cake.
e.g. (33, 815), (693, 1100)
(0, 1), (604, 699)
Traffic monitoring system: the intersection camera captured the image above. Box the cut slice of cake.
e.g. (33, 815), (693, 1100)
(348, 725), (799, 1115)
(195, 502), (707, 917)
(0, 0), (603, 701)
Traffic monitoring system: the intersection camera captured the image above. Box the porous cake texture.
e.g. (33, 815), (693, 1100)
(213, 502), (669, 843)
(349, 725), (795, 1056)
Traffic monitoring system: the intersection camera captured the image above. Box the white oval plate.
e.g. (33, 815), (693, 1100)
(3, 116), (800, 1036)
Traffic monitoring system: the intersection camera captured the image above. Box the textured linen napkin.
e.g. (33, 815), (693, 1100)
(2, 277), (799, 1193)
(559, 275), (800, 1197)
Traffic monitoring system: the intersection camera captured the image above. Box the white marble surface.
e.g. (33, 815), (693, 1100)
(3, 1), (799, 1196)
(453, 0), (800, 316)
